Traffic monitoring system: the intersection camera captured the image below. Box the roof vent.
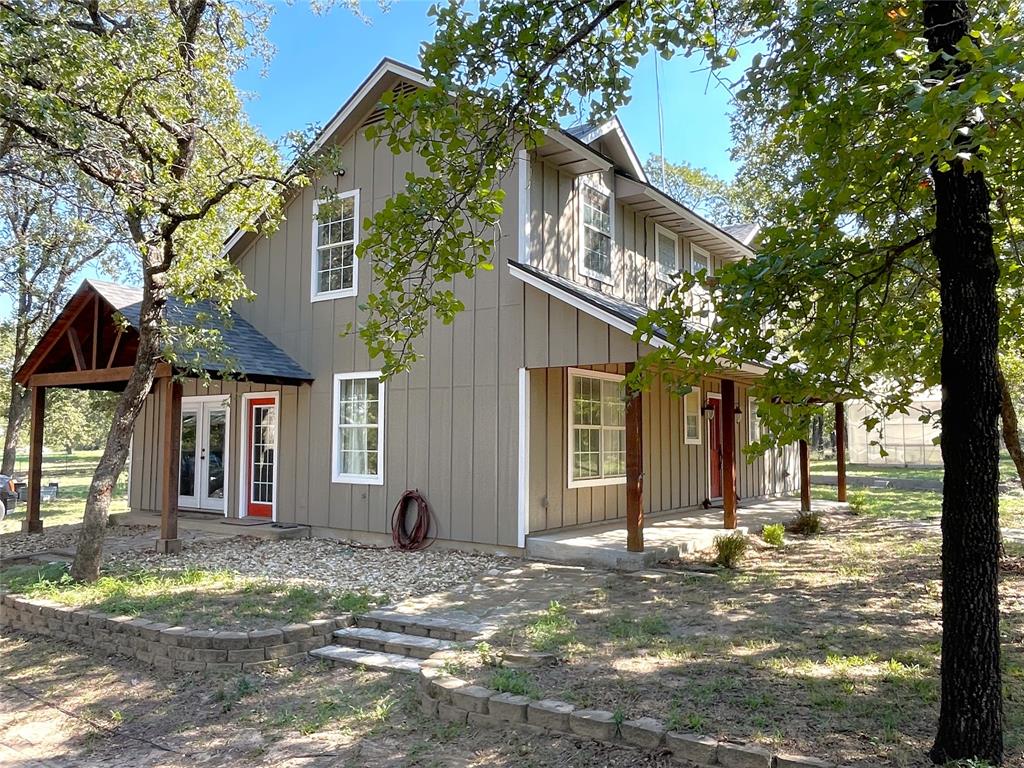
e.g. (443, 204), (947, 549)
(361, 81), (420, 127)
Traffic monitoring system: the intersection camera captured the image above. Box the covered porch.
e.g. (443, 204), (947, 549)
(526, 496), (849, 570)
(12, 279), (313, 554)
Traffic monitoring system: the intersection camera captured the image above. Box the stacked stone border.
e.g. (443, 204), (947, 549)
(417, 653), (836, 768)
(0, 592), (353, 674)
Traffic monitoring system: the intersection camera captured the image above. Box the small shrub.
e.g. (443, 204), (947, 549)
(848, 489), (868, 515)
(787, 511), (822, 536)
(713, 532), (748, 568)
(489, 667), (536, 697)
(475, 641), (496, 666)
(525, 601), (576, 652)
(761, 524), (785, 547)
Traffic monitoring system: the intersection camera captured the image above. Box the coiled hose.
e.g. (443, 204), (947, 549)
(390, 489), (434, 551)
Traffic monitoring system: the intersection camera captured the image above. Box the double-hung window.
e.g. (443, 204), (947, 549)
(684, 387), (702, 445)
(579, 179), (613, 282)
(312, 189), (359, 301)
(656, 225), (680, 280)
(568, 369), (626, 487)
(332, 372), (384, 484)
(689, 242), (711, 277)
(748, 397), (761, 442)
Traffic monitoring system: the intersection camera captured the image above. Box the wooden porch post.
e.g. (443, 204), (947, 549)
(23, 386), (45, 533)
(156, 376), (182, 554)
(721, 379), (738, 529)
(834, 401), (847, 503)
(625, 363), (644, 552)
(799, 438), (811, 512)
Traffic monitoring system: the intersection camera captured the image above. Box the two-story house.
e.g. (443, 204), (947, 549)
(14, 59), (801, 555)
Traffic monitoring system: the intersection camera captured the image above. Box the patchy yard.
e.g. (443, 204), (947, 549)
(0, 633), (674, 767)
(1, 535), (505, 631)
(1, 449), (129, 535)
(812, 485), (1024, 529)
(447, 516), (1024, 767)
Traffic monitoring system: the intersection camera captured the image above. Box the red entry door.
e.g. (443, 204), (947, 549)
(708, 397), (723, 499)
(246, 397), (277, 517)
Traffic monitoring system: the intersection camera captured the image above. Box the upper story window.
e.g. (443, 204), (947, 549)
(311, 189), (359, 302)
(332, 371), (384, 485)
(568, 368), (626, 488)
(579, 179), (613, 283)
(684, 387), (702, 445)
(689, 242), (712, 277)
(655, 225), (679, 281)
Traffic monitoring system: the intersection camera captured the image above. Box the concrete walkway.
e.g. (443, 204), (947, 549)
(525, 497), (850, 570)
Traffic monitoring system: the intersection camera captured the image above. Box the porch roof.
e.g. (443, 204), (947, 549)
(14, 279), (313, 389)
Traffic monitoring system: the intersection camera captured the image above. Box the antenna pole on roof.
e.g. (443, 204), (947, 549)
(654, 52), (666, 187)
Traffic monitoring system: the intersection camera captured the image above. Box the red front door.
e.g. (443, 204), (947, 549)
(246, 397), (277, 518)
(708, 397), (723, 498)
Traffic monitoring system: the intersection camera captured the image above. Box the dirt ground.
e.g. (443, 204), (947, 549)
(0, 632), (675, 768)
(455, 515), (1024, 768)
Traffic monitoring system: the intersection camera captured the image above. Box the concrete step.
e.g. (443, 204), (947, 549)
(333, 626), (465, 659)
(309, 644), (422, 674)
(354, 609), (484, 642)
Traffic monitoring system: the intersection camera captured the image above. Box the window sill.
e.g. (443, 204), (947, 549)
(332, 474), (384, 486)
(312, 288), (357, 303)
(578, 268), (614, 286)
(567, 476), (627, 490)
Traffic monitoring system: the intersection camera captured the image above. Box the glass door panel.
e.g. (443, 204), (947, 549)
(200, 407), (227, 510)
(179, 409), (199, 507)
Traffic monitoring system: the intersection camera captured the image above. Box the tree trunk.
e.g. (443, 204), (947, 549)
(925, 5), (1003, 764)
(70, 264), (168, 582)
(997, 364), (1024, 490)
(1, 384), (28, 475)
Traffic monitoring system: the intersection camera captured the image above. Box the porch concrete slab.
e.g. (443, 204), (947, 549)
(108, 510), (310, 540)
(525, 497), (849, 571)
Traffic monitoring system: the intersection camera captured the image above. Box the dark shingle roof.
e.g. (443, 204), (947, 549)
(88, 279), (313, 384)
(722, 222), (760, 245)
(562, 122), (600, 141)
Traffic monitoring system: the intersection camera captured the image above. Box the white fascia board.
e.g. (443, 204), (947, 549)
(222, 59), (429, 258)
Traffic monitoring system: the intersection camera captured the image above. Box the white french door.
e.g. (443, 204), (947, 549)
(179, 396), (230, 512)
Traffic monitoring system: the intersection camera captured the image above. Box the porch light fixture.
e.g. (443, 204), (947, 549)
(702, 403), (715, 421)
(734, 405), (743, 424)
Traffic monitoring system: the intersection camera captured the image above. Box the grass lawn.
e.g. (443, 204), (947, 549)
(1, 449), (128, 535)
(0, 561), (378, 631)
(811, 485), (1024, 528)
(449, 518), (1024, 767)
(811, 453), (1019, 485)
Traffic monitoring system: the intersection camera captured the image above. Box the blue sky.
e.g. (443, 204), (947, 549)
(237, 1), (743, 181)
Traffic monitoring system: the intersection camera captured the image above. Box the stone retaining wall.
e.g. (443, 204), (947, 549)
(417, 656), (835, 768)
(0, 592), (352, 674)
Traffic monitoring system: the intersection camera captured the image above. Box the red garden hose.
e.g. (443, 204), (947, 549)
(390, 489), (434, 551)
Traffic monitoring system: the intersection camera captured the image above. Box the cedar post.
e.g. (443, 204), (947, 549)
(625, 363), (644, 552)
(722, 379), (738, 529)
(799, 438), (811, 512)
(835, 401), (847, 503)
(157, 376), (182, 554)
(23, 386), (45, 533)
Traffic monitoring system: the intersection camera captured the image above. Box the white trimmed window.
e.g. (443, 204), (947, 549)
(684, 387), (702, 445)
(655, 225), (679, 280)
(568, 368), (626, 487)
(332, 371), (384, 484)
(312, 189), (359, 301)
(748, 397), (760, 442)
(579, 179), (613, 282)
(689, 242), (712, 276)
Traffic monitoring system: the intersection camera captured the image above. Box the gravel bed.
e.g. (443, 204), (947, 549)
(1, 525), (153, 560)
(105, 536), (512, 602)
